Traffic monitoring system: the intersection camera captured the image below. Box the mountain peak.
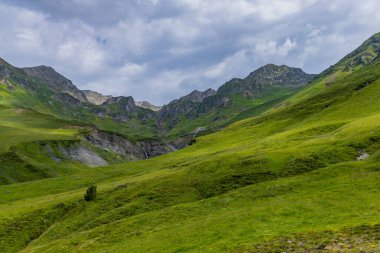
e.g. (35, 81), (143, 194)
(246, 64), (311, 86)
(218, 64), (315, 96)
(23, 65), (63, 81)
(82, 90), (112, 105)
(23, 65), (88, 102)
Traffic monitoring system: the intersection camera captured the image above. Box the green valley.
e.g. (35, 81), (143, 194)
(1, 27), (380, 253)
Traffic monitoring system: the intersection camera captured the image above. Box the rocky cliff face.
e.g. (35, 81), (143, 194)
(42, 128), (194, 167)
(55, 143), (108, 167)
(85, 130), (176, 160)
(82, 90), (112, 105)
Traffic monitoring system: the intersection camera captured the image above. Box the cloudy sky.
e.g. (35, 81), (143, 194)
(0, 0), (379, 105)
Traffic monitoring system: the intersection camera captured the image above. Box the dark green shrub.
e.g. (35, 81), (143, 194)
(84, 185), (97, 201)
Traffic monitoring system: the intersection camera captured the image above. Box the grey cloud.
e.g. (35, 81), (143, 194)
(0, 0), (379, 104)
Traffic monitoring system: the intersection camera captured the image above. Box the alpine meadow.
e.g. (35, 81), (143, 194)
(1, 1), (380, 252)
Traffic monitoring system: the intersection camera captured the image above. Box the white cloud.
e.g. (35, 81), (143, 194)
(178, 0), (308, 22)
(254, 38), (297, 57)
(57, 37), (107, 74)
(255, 0), (303, 21)
(0, 3), (108, 75)
(279, 38), (297, 56)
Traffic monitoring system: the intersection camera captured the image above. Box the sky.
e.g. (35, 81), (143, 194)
(0, 0), (379, 105)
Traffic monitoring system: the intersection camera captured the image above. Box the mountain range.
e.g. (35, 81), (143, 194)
(0, 58), (315, 139)
(1, 33), (380, 252)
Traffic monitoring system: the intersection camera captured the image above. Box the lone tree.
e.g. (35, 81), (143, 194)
(84, 185), (97, 201)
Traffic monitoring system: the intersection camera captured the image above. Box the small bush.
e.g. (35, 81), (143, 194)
(84, 185), (97, 201)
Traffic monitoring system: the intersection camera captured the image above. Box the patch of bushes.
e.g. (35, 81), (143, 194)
(84, 185), (97, 201)
(283, 154), (326, 176)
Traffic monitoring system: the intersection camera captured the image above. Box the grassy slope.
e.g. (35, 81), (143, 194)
(0, 56), (378, 252)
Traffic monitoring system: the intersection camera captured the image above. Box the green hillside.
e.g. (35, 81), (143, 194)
(0, 105), (86, 184)
(1, 34), (380, 252)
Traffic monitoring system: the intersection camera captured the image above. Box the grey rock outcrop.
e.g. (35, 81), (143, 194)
(82, 90), (112, 105)
(85, 130), (146, 160)
(85, 130), (175, 160)
(67, 145), (108, 166)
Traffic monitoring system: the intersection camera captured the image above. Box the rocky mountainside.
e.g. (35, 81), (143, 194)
(337, 33), (380, 70)
(317, 33), (380, 79)
(82, 90), (112, 105)
(218, 64), (315, 96)
(158, 88), (217, 127)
